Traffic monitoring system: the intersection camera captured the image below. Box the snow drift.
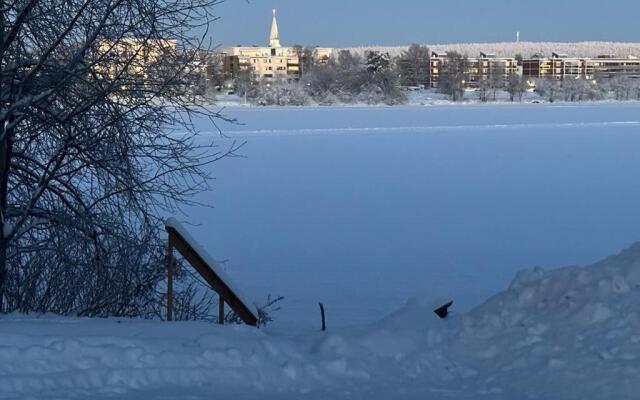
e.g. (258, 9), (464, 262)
(453, 242), (640, 398)
(1, 243), (639, 399)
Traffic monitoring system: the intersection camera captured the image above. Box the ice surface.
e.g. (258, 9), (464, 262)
(181, 103), (640, 329)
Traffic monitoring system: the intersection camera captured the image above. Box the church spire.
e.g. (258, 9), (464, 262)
(269, 9), (281, 48)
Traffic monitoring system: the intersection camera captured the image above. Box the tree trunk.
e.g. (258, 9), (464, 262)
(0, 0), (6, 313)
(0, 125), (10, 312)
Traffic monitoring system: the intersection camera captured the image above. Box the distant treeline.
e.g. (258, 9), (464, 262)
(213, 45), (640, 106)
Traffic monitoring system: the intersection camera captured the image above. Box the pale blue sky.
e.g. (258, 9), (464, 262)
(210, 0), (639, 47)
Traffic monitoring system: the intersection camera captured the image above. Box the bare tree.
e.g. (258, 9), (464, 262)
(293, 45), (317, 76)
(334, 50), (366, 101)
(477, 78), (490, 102)
(305, 50), (365, 104)
(439, 52), (468, 102)
(0, 0), (242, 316)
(204, 52), (226, 96)
(606, 76), (634, 100)
(233, 64), (257, 104)
(488, 62), (505, 101)
(398, 44), (430, 88)
(302, 59), (340, 104)
(506, 73), (527, 102)
(535, 77), (562, 103)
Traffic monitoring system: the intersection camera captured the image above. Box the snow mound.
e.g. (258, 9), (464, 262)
(454, 243), (640, 399)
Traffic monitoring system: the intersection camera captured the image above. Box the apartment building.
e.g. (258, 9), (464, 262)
(223, 10), (332, 82)
(522, 53), (588, 80)
(94, 37), (178, 83)
(522, 53), (640, 81)
(587, 55), (640, 79)
(429, 51), (517, 89)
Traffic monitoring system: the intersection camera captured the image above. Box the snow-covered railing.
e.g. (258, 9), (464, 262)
(165, 218), (258, 326)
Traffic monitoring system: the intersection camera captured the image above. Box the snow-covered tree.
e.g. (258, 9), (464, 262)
(506, 73), (527, 102)
(362, 51), (405, 104)
(477, 78), (491, 102)
(233, 65), (258, 103)
(535, 77), (562, 102)
(253, 78), (310, 106)
(489, 63), (506, 101)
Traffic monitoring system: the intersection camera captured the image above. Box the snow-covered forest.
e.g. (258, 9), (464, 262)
(346, 41), (640, 58)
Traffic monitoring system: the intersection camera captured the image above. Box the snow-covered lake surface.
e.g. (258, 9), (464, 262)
(179, 103), (640, 329)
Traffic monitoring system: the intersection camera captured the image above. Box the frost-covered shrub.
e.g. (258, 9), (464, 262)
(253, 80), (311, 106)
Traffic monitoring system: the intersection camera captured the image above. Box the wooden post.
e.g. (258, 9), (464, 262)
(319, 302), (326, 331)
(167, 235), (174, 321)
(218, 295), (224, 325)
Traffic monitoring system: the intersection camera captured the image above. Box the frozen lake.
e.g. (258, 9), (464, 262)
(181, 103), (640, 329)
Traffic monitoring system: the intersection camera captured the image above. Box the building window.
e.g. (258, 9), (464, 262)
(271, 48), (276, 56)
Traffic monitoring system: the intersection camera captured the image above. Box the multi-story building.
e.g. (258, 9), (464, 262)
(429, 51), (517, 89)
(587, 55), (640, 79)
(94, 37), (178, 83)
(223, 10), (332, 82)
(522, 53), (640, 81)
(429, 51), (447, 88)
(522, 53), (588, 81)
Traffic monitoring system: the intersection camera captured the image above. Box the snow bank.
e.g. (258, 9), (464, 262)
(0, 308), (460, 399)
(1, 243), (640, 399)
(454, 242), (640, 398)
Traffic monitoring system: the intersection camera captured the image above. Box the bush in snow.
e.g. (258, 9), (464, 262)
(534, 77), (563, 103)
(252, 79), (311, 106)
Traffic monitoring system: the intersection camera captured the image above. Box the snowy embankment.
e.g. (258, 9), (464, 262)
(2, 244), (640, 399)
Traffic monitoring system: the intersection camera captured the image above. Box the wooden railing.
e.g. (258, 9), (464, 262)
(165, 218), (258, 326)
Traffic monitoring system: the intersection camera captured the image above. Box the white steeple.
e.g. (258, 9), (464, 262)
(269, 9), (281, 48)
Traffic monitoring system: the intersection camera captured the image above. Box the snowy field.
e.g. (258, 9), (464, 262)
(3, 103), (640, 399)
(183, 103), (640, 329)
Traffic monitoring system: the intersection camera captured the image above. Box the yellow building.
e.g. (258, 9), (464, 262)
(223, 10), (332, 82)
(94, 37), (178, 83)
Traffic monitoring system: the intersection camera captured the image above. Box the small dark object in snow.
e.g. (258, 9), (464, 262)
(434, 300), (453, 319)
(319, 302), (326, 331)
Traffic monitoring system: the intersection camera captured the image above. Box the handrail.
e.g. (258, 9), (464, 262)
(165, 218), (258, 326)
